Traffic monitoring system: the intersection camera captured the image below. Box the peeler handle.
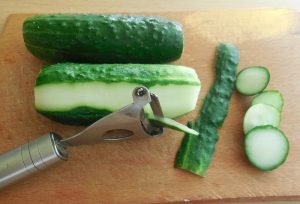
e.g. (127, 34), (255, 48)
(0, 132), (68, 189)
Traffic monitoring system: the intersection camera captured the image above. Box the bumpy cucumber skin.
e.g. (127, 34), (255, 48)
(36, 63), (200, 87)
(23, 14), (183, 63)
(244, 125), (289, 171)
(36, 63), (200, 125)
(175, 43), (239, 176)
(235, 66), (270, 96)
(175, 121), (218, 175)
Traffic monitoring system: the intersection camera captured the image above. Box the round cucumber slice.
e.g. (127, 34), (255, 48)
(243, 103), (281, 134)
(245, 125), (289, 171)
(236, 66), (270, 96)
(251, 90), (284, 111)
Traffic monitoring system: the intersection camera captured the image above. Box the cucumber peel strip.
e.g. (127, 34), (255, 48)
(175, 43), (239, 176)
(148, 116), (199, 136)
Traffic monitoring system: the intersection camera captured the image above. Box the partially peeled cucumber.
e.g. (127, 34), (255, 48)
(35, 63), (201, 125)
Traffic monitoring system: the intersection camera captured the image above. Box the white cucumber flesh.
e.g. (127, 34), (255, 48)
(245, 125), (289, 171)
(35, 82), (201, 118)
(243, 103), (281, 134)
(251, 90), (284, 111)
(236, 66), (270, 96)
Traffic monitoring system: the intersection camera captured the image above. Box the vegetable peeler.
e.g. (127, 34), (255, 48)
(0, 86), (166, 189)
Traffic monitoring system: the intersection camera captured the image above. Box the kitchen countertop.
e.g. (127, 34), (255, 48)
(0, 1), (299, 204)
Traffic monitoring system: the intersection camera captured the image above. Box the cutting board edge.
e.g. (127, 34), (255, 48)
(1, 11), (300, 203)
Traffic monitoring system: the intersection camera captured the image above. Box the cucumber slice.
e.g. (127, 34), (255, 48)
(236, 66), (270, 96)
(243, 103), (281, 134)
(251, 90), (284, 111)
(148, 116), (199, 136)
(245, 125), (289, 171)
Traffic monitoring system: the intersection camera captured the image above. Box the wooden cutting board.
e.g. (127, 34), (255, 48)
(0, 10), (300, 203)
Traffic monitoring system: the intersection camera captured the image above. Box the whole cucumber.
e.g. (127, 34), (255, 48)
(23, 14), (183, 63)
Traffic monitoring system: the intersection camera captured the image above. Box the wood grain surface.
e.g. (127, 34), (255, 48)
(1, 0), (300, 32)
(0, 10), (300, 203)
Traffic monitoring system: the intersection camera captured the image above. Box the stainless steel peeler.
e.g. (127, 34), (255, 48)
(0, 86), (166, 189)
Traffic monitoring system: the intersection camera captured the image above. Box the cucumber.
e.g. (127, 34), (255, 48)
(243, 103), (281, 134)
(236, 66), (270, 96)
(23, 14), (183, 63)
(251, 90), (284, 111)
(148, 116), (199, 136)
(244, 125), (289, 171)
(35, 63), (201, 125)
(175, 43), (239, 176)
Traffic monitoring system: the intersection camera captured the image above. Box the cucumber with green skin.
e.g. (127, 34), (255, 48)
(23, 14), (183, 63)
(175, 43), (239, 176)
(35, 63), (201, 125)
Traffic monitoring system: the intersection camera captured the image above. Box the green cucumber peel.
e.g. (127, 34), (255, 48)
(175, 43), (239, 176)
(148, 116), (199, 136)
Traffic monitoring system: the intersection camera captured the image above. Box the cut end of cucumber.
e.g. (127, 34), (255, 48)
(245, 125), (289, 171)
(148, 116), (199, 136)
(236, 66), (270, 96)
(251, 90), (284, 111)
(243, 103), (281, 134)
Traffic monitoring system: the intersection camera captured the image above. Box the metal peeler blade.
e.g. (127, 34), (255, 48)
(61, 86), (164, 146)
(0, 86), (165, 189)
